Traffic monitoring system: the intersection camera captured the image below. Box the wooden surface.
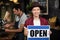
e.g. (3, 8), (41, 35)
(0, 32), (15, 40)
(0, 26), (15, 40)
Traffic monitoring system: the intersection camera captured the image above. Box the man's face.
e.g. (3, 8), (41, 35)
(13, 8), (20, 15)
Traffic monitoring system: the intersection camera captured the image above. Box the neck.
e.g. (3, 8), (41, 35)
(33, 16), (40, 20)
(18, 12), (23, 17)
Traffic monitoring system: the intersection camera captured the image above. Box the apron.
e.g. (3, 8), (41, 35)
(12, 21), (24, 40)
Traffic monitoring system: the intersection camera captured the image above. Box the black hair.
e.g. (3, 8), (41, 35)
(12, 4), (23, 11)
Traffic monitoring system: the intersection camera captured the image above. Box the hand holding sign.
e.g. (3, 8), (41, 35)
(24, 27), (28, 36)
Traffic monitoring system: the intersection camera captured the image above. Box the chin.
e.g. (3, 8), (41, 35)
(35, 16), (39, 17)
(17, 15), (19, 16)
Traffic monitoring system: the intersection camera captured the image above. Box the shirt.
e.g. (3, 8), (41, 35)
(33, 19), (41, 26)
(15, 13), (27, 28)
(24, 17), (48, 27)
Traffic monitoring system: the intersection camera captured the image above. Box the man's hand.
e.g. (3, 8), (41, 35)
(4, 24), (11, 28)
(5, 29), (11, 32)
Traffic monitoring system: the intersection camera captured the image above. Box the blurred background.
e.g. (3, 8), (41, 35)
(0, 0), (48, 19)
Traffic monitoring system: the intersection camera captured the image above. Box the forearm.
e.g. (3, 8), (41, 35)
(9, 29), (21, 32)
(5, 24), (24, 33)
(5, 28), (23, 33)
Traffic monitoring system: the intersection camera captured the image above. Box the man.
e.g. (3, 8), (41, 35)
(5, 4), (27, 40)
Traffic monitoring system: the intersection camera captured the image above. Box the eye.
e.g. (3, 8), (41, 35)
(32, 9), (36, 11)
(37, 9), (40, 10)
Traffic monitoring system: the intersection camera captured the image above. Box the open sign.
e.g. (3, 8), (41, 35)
(27, 25), (50, 40)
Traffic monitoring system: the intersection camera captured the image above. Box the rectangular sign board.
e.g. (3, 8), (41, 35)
(27, 25), (50, 40)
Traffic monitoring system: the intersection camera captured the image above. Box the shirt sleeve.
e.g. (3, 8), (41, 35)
(43, 18), (49, 25)
(20, 16), (27, 24)
(18, 15), (27, 28)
